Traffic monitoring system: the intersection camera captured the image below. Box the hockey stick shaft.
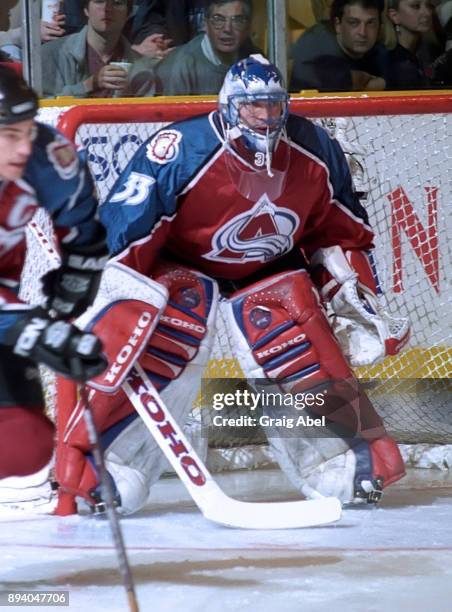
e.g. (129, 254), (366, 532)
(123, 364), (341, 529)
(80, 386), (139, 612)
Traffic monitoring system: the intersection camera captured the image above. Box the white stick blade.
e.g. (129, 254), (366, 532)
(203, 495), (341, 529)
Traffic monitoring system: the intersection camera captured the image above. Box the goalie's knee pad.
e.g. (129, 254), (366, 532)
(226, 270), (385, 435)
(142, 263), (218, 380)
(227, 269), (353, 386)
(140, 263), (218, 423)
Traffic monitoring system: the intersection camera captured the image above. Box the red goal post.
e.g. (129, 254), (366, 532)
(37, 94), (451, 514)
(57, 94), (452, 138)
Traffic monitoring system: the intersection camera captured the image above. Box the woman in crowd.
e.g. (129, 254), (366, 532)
(385, 0), (441, 88)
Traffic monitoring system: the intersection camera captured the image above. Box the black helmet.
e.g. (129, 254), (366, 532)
(0, 65), (38, 125)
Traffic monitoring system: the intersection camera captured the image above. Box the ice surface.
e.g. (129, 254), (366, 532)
(1, 469), (451, 612)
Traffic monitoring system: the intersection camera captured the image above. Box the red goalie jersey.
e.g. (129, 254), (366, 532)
(100, 111), (374, 283)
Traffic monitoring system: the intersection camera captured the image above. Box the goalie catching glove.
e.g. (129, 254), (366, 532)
(41, 229), (109, 319)
(311, 246), (410, 366)
(4, 308), (107, 381)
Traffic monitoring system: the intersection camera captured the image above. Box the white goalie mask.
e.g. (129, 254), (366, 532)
(218, 55), (290, 200)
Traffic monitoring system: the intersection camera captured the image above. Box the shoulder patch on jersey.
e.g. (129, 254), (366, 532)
(109, 172), (156, 206)
(46, 136), (78, 180)
(146, 129), (183, 165)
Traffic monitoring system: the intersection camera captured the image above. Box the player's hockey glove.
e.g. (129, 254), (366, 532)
(4, 308), (107, 381)
(41, 229), (109, 319)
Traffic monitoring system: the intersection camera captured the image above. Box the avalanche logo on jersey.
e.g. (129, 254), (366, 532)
(46, 136), (78, 180)
(146, 129), (183, 165)
(205, 195), (300, 263)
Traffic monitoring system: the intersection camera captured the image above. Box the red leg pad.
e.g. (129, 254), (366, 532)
(370, 435), (406, 488)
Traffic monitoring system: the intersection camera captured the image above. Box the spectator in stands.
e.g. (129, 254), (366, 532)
(128, 1), (208, 47)
(62, 0), (87, 35)
(123, 0), (175, 59)
(385, 0), (441, 88)
(437, 0), (452, 47)
(41, 0), (157, 98)
(155, 0), (259, 95)
(0, 1), (66, 61)
(385, 0), (433, 89)
(431, 0), (452, 85)
(289, 0), (388, 92)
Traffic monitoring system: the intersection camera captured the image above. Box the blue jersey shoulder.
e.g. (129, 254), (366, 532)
(101, 112), (221, 255)
(23, 122), (82, 214)
(23, 122), (100, 245)
(136, 112), (220, 195)
(287, 113), (344, 168)
(287, 113), (369, 224)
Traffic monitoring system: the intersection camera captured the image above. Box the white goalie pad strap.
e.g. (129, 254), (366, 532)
(75, 262), (168, 392)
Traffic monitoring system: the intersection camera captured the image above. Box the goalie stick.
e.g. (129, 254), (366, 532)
(123, 364), (341, 529)
(29, 219), (342, 529)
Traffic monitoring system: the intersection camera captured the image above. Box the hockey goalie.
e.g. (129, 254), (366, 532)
(48, 56), (410, 516)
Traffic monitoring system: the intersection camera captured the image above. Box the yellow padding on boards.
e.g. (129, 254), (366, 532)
(201, 346), (451, 382)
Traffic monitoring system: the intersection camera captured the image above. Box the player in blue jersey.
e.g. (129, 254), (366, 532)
(58, 55), (410, 515)
(0, 66), (107, 485)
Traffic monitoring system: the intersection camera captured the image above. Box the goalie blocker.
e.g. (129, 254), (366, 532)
(56, 261), (405, 515)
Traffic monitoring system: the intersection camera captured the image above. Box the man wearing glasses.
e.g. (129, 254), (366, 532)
(41, 0), (157, 97)
(156, 0), (260, 95)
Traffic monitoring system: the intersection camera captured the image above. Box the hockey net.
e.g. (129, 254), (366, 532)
(23, 96), (452, 487)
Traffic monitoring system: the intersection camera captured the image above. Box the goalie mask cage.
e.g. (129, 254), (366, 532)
(23, 95), (451, 514)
